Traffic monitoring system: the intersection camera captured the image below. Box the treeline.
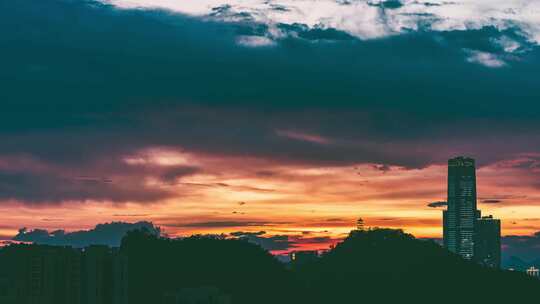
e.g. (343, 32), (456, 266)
(292, 229), (538, 303)
(120, 228), (539, 304)
(121, 231), (295, 304)
(1, 228), (538, 304)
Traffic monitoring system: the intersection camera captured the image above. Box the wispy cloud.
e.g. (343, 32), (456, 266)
(482, 199), (502, 204)
(465, 49), (507, 68)
(427, 201), (447, 208)
(237, 35), (276, 47)
(276, 129), (332, 145)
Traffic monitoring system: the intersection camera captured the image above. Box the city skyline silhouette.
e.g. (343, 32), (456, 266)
(1, 0), (540, 302)
(0, 156), (538, 303)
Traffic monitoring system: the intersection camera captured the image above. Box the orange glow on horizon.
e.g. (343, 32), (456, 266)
(1, 150), (540, 254)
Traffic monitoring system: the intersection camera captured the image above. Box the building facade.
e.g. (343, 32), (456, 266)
(474, 215), (501, 268)
(0, 244), (127, 304)
(443, 156), (501, 267)
(444, 156), (478, 260)
(0, 245), (82, 304)
(82, 245), (128, 304)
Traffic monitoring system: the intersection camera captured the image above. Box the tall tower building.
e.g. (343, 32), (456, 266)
(443, 156), (479, 260)
(474, 215), (501, 268)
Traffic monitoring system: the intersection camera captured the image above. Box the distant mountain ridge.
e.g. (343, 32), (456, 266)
(503, 255), (540, 271)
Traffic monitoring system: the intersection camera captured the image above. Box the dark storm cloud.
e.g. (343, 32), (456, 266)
(12, 221), (160, 247)
(478, 195), (527, 201)
(159, 166), (201, 184)
(481, 199), (502, 204)
(0, 155), (200, 204)
(0, 171), (170, 204)
(1, 0), (540, 204)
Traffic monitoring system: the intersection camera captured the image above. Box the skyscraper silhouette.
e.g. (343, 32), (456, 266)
(443, 156), (479, 260)
(474, 215), (501, 268)
(442, 156), (501, 267)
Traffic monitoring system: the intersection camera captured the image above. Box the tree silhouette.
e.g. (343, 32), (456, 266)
(294, 229), (539, 304)
(1, 228), (538, 304)
(120, 229), (298, 304)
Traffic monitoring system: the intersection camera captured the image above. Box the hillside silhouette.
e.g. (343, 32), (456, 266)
(293, 229), (539, 303)
(120, 230), (297, 304)
(120, 228), (539, 304)
(1, 228), (538, 303)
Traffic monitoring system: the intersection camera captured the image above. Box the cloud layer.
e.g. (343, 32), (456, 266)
(0, 0), (539, 261)
(107, 0), (540, 40)
(106, 0), (540, 66)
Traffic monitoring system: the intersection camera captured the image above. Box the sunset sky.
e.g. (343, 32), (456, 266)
(1, 0), (540, 254)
